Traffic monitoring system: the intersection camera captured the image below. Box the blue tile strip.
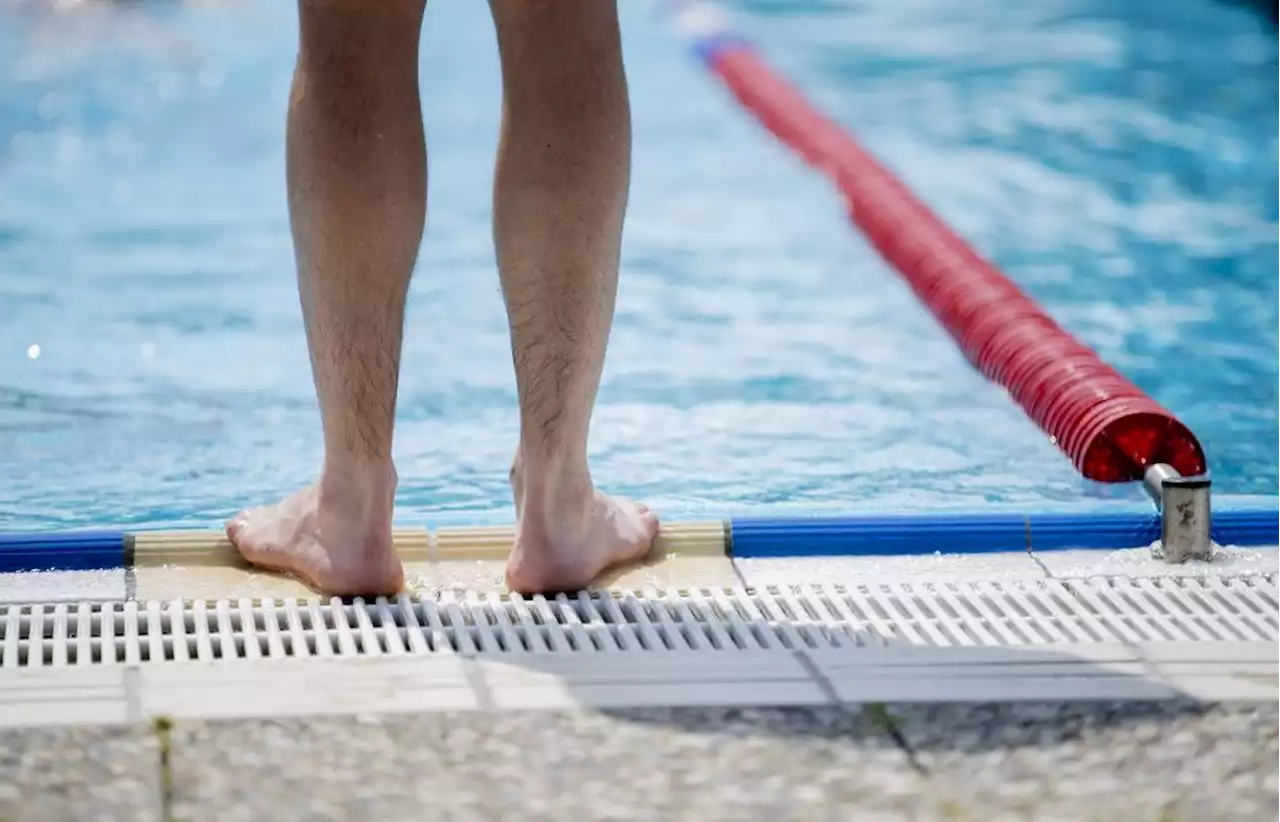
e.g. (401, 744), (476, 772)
(726, 509), (1279, 558)
(0, 530), (128, 573)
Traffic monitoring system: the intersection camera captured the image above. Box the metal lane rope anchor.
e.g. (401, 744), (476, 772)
(1143, 463), (1213, 563)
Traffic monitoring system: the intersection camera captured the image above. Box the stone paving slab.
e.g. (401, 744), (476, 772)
(0, 724), (162, 822)
(886, 700), (1279, 821)
(164, 707), (915, 822)
(0, 702), (1274, 821)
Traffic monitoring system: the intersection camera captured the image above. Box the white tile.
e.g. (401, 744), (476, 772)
(827, 674), (1179, 703)
(0, 699), (131, 727)
(1034, 545), (1279, 580)
(0, 569), (126, 603)
(1159, 674), (1278, 702)
(0, 667), (129, 727)
(1137, 641), (1277, 664)
(144, 684), (479, 720)
(139, 657), (479, 719)
(476, 651), (828, 709)
(807, 644), (1181, 703)
(474, 650), (811, 685)
(491, 680), (830, 710)
(807, 642), (1139, 667)
(733, 552), (1047, 589)
(1154, 661), (1276, 679)
(809, 647), (1164, 695)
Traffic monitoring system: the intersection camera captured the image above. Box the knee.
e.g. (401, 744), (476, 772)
(490, 0), (618, 33)
(296, 0), (427, 47)
(296, 0), (426, 70)
(298, 0), (426, 12)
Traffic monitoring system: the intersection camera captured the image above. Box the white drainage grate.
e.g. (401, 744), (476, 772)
(1, 575), (1275, 669)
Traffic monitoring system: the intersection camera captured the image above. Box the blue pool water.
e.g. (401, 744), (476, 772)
(0, 0), (1275, 531)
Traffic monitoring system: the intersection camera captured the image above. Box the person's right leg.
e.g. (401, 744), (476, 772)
(489, 0), (659, 593)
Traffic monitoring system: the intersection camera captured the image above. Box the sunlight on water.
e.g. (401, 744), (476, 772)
(0, 0), (1274, 531)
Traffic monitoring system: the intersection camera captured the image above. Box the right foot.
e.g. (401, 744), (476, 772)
(225, 469), (404, 597)
(506, 458), (660, 593)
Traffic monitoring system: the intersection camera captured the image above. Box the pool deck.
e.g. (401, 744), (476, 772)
(1, 548), (1277, 821)
(2, 701), (1276, 821)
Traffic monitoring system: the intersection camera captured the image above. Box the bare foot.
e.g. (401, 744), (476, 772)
(506, 458), (659, 593)
(225, 473), (404, 597)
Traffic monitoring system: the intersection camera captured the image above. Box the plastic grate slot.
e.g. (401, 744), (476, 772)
(0, 574), (1275, 669)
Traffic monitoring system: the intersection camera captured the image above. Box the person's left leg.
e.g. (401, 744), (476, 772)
(226, 0), (428, 595)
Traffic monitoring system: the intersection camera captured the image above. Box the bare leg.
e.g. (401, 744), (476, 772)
(225, 0), (427, 595)
(490, 0), (658, 593)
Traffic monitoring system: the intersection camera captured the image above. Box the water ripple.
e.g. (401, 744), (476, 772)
(0, 0), (1273, 530)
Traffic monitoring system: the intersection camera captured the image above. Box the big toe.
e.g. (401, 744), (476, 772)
(225, 509), (277, 565)
(633, 502), (659, 535)
(224, 511), (249, 543)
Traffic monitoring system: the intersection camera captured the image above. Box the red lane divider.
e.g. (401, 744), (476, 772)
(707, 45), (1205, 482)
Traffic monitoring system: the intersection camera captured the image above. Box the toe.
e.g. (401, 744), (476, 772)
(224, 512), (281, 569)
(639, 505), (660, 535)
(224, 513), (247, 542)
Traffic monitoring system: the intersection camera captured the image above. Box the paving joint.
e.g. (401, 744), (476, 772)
(865, 702), (929, 776)
(791, 649), (840, 704)
(461, 655), (497, 711)
(151, 715), (174, 822)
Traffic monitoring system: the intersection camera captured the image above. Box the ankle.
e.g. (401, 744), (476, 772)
(318, 458), (397, 510)
(515, 453), (593, 525)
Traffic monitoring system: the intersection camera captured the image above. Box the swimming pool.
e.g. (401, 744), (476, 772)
(0, 0), (1275, 533)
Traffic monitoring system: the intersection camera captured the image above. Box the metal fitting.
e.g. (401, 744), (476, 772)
(1143, 463), (1213, 563)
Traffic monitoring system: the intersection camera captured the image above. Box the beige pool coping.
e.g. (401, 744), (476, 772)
(127, 521), (738, 601)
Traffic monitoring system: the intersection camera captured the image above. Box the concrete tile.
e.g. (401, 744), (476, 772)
(733, 552), (1046, 589)
(165, 707), (917, 822)
(0, 569), (126, 604)
(412, 554), (740, 595)
(884, 701), (1279, 820)
(137, 560), (445, 601)
(597, 554), (740, 591)
(0, 668), (130, 728)
(1034, 544), (1278, 580)
(1137, 640), (1277, 664)
(1156, 673), (1278, 702)
(475, 649), (811, 684)
(406, 558), (502, 593)
(490, 679), (831, 710)
(138, 657), (478, 720)
(475, 651), (828, 709)
(138, 556), (738, 602)
(0, 723), (162, 822)
(808, 646), (1177, 703)
(158, 703), (1280, 820)
(837, 672), (1177, 703)
(134, 565), (316, 601)
(831, 642), (1141, 665)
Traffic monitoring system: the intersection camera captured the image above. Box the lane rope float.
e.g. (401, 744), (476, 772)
(661, 0), (1207, 483)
